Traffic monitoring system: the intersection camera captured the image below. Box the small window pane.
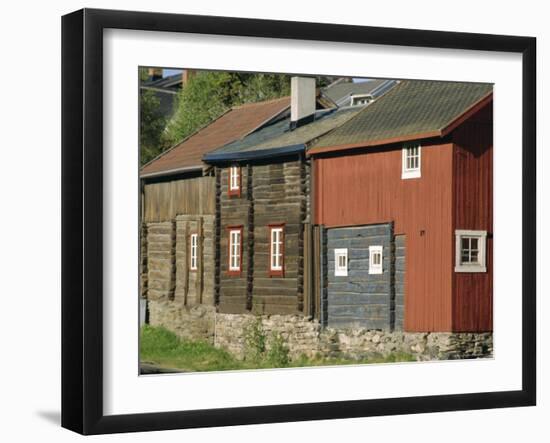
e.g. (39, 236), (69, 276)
(456, 231), (486, 271)
(334, 249), (348, 276)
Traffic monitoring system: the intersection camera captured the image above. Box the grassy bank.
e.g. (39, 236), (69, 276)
(140, 325), (415, 373)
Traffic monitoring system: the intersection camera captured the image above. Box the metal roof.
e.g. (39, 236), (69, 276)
(204, 106), (362, 163)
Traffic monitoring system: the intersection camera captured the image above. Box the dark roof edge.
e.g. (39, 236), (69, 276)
(203, 144), (305, 163)
(140, 164), (203, 179)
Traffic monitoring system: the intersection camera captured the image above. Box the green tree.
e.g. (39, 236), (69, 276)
(163, 71), (292, 147)
(139, 68), (168, 165)
(140, 89), (168, 165)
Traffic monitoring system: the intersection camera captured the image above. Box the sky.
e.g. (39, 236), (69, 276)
(162, 68), (370, 83)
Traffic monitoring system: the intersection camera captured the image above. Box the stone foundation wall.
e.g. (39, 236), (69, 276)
(322, 328), (493, 361)
(148, 301), (216, 343)
(214, 314), (321, 359)
(147, 306), (492, 362)
(213, 314), (492, 361)
(214, 314), (493, 360)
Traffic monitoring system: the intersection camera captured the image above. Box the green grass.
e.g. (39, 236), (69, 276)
(140, 325), (415, 373)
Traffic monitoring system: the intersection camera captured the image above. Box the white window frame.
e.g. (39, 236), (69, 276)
(455, 229), (487, 273)
(228, 228), (242, 272)
(229, 166), (240, 192)
(401, 143), (421, 179)
(334, 248), (348, 277)
(350, 93), (373, 107)
(369, 245), (383, 274)
(269, 226), (284, 273)
(190, 233), (198, 271)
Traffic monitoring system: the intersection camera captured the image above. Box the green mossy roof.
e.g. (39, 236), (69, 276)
(310, 80), (493, 149)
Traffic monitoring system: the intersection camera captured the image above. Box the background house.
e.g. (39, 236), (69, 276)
(320, 78), (398, 108)
(140, 68), (194, 121)
(308, 80), (493, 332)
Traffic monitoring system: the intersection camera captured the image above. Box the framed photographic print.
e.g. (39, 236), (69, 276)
(61, 8), (536, 435)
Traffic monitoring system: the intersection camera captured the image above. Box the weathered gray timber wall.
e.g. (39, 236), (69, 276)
(394, 234), (406, 330)
(146, 221), (176, 302)
(251, 160), (304, 314)
(326, 224), (394, 330)
(218, 166), (250, 313)
(140, 223), (148, 299)
(174, 215), (215, 306)
(217, 157), (310, 315)
(145, 215), (214, 306)
(143, 176), (215, 223)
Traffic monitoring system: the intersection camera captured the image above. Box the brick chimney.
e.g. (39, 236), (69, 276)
(290, 77), (316, 129)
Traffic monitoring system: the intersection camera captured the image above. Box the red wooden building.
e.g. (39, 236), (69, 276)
(308, 80), (493, 332)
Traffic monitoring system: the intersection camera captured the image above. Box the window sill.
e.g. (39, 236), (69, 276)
(454, 266), (487, 273)
(401, 170), (421, 179)
(269, 270), (284, 278)
(226, 270), (242, 277)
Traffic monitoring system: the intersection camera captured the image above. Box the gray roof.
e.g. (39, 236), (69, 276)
(204, 107), (361, 162)
(322, 79), (397, 106)
(310, 80), (493, 152)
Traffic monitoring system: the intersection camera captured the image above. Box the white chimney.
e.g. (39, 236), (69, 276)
(290, 77), (316, 128)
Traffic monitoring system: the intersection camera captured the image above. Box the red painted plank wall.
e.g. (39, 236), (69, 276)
(314, 140), (455, 332)
(452, 103), (493, 332)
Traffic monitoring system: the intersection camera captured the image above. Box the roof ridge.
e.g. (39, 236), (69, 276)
(231, 96), (290, 109)
(438, 89), (493, 135)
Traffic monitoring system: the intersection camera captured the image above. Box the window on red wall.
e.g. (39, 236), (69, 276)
(228, 166), (241, 196)
(269, 225), (284, 277)
(228, 227), (242, 274)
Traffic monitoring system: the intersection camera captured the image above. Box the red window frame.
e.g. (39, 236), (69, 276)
(227, 225), (243, 276)
(268, 223), (285, 277)
(228, 165), (241, 197)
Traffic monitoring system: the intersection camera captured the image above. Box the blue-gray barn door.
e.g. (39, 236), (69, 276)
(326, 224), (394, 330)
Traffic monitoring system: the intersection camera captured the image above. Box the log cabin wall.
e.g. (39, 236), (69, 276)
(451, 104), (493, 332)
(217, 156), (310, 315)
(141, 174), (216, 307)
(314, 140), (455, 332)
(251, 158), (307, 315)
(218, 166), (251, 313)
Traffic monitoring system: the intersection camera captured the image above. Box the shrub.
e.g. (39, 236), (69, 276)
(243, 317), (267, 363)
(266, 332), (290, 367)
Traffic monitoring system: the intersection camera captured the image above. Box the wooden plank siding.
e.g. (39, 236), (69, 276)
(314, 139), (455, 332)
(218, 157), (310, 315)
(451, 103), (493, 332)
(143, 175), (216, 223)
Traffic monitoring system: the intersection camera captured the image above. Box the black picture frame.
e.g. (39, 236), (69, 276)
(61, 8), (537, 435)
